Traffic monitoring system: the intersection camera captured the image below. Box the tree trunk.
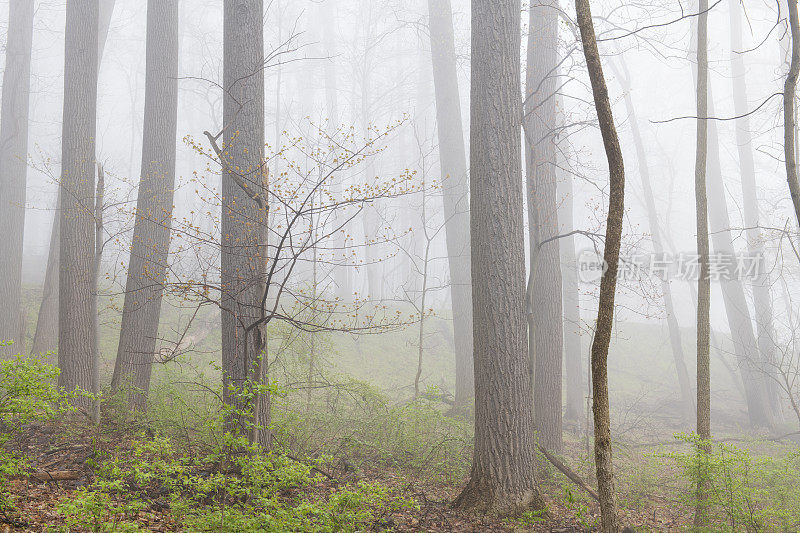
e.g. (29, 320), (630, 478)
(426, 0), (474, 408)
(524, 0), (563, 453)
(111, 0), (180, 410)
(706, 92), (774, 429)
(784, 0), (800, 229)
(557, 143), (583, 423)
(319, 0), (351, 301)
(0, 0), (35, 356)
(31, 206), (60, 356)
(693, 1), (712, 527)
(452, 0), (542, 515)
(575, 0), (625, 530)
(31, 0), (116, 357)
(58, 0), (100, 418)
(221, 0), (269, 445)
(612, 59), (694, 424)
(728, 0), (783, 422)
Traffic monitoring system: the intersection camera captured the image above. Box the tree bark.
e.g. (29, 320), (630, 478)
(452, 0), (542, 515)
(221, 0), (269, 445)
(31, 0), (116, 357)
(58, 0), (100, 418)
(0, 0), (35, 355)
(111, 0), (180, 410)
(426, 0), (474, 407)
(693, 1), (712, 527)
(575, 0), (624, 530)
(524, 0), (563, 453)
(784, 0), (800, 229)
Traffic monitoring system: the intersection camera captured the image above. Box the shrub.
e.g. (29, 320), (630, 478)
(0, 350), (71, 517)
(667, 433), (800, 532)
(56, 434), (415, 532)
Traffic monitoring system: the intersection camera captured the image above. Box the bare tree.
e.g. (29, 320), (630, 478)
(58, 0), (101, 419)
(575, 0), (625, 530)
(611, 58), (694, 424)
(319, 0), (352, 301)
(111, 0), (180, 410)
(452, 0), (542, 515)
(0, 0), (35, 355)
(727, 0), (783, 422)
(426, 0), (474, 408)
(706, 91), (775, 429)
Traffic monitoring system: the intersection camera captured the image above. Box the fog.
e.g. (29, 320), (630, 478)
(1, 0), (800, 530)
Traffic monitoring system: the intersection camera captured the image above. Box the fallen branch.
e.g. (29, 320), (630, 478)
(27, 470), (80, 482)
(537, 445), (599, 501)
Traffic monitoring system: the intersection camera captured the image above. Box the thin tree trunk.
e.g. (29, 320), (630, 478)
(785, 0), (800, 229)
(706, 92), (774, 429)
(91, 163), (104, 423)
(685, 9), (773, 430)
(111, 0), (180, 410)
(728, 0), (783, 422)
(0, 0), (35, 356)
(524, 0), (563, 453)
(221, 0), (269, 446)
(426, 0), (474, 407)
(59, 0), (100, 419)
(414, 228), (430, 400)
(575, 0), (625, 530)
(31, 207), (59, 356)
(557, 146), (583, 423)
(452, 0), (542, 515)
(693, 0), (712, 526)
(320, 0), (351, 301)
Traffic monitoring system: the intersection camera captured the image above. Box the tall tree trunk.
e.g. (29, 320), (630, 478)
(524, 0), (563, 453)
(59, 0), (100, 418)
(557, 141), (583, 423)
(785, 0), (800, 229)
(426, 0), (474, 407)
(320, 0), (351, 301)
(693, 1), (712, 527)
(452, 0), (542, 515)
(575, 0), (625, 530)
(31, 0), (116, 356)
(728, 0), (783, 421)
(31, 211), (59, 356)
(111, 0), (180, 410)
(0, 0), (35, 355)
(686, 8), (773, 430)
(612, 59), (694, 424)
(221, 0), (269, 445)
(706, 92), (774, 429)
(358, 0), (381, 300)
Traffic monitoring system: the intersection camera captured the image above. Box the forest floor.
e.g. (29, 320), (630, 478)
(1, 421), (692, 532)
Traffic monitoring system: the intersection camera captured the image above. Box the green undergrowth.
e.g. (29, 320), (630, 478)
(53, 434), (416, 533)
(0, 350), (73, 518)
